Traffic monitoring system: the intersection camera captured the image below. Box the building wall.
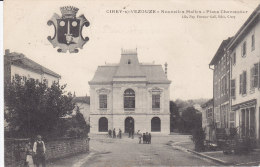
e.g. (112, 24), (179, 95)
(231, 20), (260, 139)
(213, 51), (230, 128)
(89, 83), (170, 134)
(75, 102), (90, 124)
(10, 65), (59, 86)
(11, 65), (42, 82)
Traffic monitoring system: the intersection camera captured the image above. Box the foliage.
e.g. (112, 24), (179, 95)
(4, 76), (75, 139)
(170, 101), (180, 131)
(66, 107), (89, 138)
(179, 107), (202, 133)
(191, 127), (205, 152)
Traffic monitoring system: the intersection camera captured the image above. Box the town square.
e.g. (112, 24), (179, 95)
(2, 0), (260, 166)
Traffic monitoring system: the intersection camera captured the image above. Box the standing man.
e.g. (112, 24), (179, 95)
(128, 127), (132, 138)
(33, 135), (46, 167)
(118, 129), (122, 139)
(113, 128), (116, 138)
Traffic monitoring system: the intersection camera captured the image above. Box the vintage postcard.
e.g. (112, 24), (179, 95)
(3, 0), (260, 166)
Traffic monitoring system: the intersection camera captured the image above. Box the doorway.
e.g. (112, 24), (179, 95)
(125, 117), (134, 133)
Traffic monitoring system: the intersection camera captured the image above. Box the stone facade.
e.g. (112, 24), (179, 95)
(89, 49), (171, 134)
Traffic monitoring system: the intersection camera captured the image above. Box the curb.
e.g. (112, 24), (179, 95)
(186, 149), (232, 165)
(171, 143), (232, 165)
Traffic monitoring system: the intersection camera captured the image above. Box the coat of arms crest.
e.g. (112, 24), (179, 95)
(47, 6), (90, 53)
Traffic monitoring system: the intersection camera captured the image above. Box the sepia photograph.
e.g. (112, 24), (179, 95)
(2, 0), (260, 166)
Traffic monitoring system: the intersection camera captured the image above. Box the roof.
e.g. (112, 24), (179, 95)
(5, 52), (61, 78)
(227, 4), (260, 51)
(201, 99), (213, 108)
(209, 37), (233, 66)
(89, 51), (171, 84)
(72, 96), (90, 104)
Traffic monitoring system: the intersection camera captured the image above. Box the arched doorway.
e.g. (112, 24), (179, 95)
(99, 117), (108, 132)
(125, 117), (134, 133)
(151, 117), (161, 132)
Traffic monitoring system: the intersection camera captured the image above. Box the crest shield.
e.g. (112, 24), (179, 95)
(48, 6), (89, 53)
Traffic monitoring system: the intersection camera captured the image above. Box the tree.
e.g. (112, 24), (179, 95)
(66, 107), (89, 138)
(170, 101), (180, 132)
(4, 76), (75, 138)
(180, 106), (202, 133)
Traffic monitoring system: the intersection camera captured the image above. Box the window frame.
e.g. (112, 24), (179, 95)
(99, 94), (108, 109)
(242, 41), (247, 57)
(152, 94), (160, 109)
(124, 89), (135, 109)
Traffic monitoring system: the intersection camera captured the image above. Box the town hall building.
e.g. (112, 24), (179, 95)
(89, 49), (171, 134)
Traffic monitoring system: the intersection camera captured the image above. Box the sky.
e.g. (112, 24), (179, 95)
(3, 0), (260, 100)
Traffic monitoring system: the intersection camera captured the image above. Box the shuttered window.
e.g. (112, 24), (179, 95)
(259, 62), (260, 89)
(242, 41), (247, 57)
(242, 71), (247, 94)
(251, 34), (255, 51)
(231, 79), (235, 98)
(251, 63), (259, 89)
(239, 71), (247, 95)
(239, 74), (243, 94)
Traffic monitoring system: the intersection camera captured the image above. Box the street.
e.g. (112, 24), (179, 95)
(79, 134), (218, 167)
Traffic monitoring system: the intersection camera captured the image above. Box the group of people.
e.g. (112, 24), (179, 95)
(108, 128), (122, 138)
(137, 130), (152, 144)
(107, 129), (152, 144)
(24, 135), (46, 167)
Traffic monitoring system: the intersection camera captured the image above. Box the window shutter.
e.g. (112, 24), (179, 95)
(255, 63), (259, 88)
(239, 74), (243, 94)
(250, 67), (254, 90)
(259, 62), (260, 89)
(243, 71), (247, 94)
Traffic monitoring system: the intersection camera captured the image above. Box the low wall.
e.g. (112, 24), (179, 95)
(5, 137), (89, 167)
(45, 137), (89, 160)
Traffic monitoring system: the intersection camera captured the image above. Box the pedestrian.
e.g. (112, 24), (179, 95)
(145, 132), (149, 144)
(148, 133), (151, 144)
(118, 129), (122, 139)
(113, 128), (116, 138)
(137, 130), (142, 144)
(109, 129), (112, 138)
(33, 135), (46, 167)
(128, 127), (132, 138)
(143, 133), (146, 144)
(25, 140), (34, 167)
(131, 129), (134, 139)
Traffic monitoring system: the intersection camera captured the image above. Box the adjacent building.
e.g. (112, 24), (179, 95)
(228, 5), (260, 140)
(209, 37), (233, 128)
(208, 4), (260, 141)
(89, 49), (171, 134)
(4, 49), (61, 130)
(201, 99), (214, 141)
(4, 49), (61, 86)
(72, 96), (90, 124)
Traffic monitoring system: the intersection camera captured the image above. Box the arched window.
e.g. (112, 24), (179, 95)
(124, 89), (135, 109)
(99, 117), (108, 132)
(151, 117), (161, 132)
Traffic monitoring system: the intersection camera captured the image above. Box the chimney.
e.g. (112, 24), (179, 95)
(5, 49), (10, 55)
(164, 62), (168, 77)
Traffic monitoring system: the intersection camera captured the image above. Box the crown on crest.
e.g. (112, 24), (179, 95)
(60, 6), (79, 18)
